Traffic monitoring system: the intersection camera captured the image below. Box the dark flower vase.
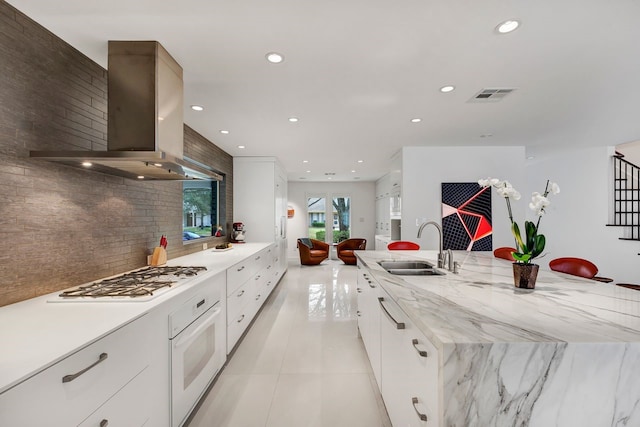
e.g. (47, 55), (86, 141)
(513, 263), (539, 289)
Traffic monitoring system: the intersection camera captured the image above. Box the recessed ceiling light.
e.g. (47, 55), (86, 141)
(527, 155), (535, 160)
(288, 117), (299, 122)
(496, 20), (520, 34)
(327, 177), (332, 180)
(81, 161), (92, 167)
(351, 170), (356, 173)
(237, 145), (245, 149)
(410, 118), (422, 123)
(137, 175), (145, 179)
(191, 105), (204, 111)
(266, 52), (284, 63)
(220, 130), (229, 134)
(440, 85), (455, 93)
(153, 163), (163, 167)
(306, 170), (311, 173)
(302, 160), (309, 163)
(357, 160), (364, 163)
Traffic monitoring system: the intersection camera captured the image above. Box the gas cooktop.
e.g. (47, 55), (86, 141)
(49, 266), (208, 302)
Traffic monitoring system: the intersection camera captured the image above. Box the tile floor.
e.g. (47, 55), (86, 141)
(186, 259), (392, 427)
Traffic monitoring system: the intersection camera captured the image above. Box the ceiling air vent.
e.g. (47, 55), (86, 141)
(468, 88), (517, 103)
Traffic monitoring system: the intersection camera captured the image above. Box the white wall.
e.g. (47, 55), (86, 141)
(401, 146), (527, 251)
(287, 181), (376, 259)
(526, 145), (639, 283)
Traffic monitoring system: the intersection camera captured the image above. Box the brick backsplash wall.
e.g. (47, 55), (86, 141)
(0, 1), (233, 306)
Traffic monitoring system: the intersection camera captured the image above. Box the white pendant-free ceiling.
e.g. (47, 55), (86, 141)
(7, 0), (640, 181)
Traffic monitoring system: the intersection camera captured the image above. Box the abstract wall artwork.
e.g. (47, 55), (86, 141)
(441, 183), (492, 251)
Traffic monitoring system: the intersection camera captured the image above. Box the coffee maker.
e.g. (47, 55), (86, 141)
(231, 222), (246, 243)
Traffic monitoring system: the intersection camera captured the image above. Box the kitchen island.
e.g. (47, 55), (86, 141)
(356, 250), (640, 427)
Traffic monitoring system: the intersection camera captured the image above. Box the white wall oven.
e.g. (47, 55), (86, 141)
(169, 274), (226, 427)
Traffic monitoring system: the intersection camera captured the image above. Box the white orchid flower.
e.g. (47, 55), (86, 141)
(550, 182), (560, 195)
(529, 192), (550, 216)
(478, 177), (500, 188)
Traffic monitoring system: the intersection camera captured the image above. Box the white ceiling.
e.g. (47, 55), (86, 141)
(7, 0), (640, 182)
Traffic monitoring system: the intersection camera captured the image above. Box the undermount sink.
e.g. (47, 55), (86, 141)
(377, 260), (445, 276)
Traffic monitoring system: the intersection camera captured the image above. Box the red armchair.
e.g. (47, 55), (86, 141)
(297, 238), (329, 265)
(336, 238), (367, 265)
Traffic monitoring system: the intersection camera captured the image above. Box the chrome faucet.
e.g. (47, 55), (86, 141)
(417, 221), (445, 269)
(446, 248), (453, 271)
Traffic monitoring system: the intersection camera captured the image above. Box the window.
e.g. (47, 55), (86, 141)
(183, 180), (220, 241)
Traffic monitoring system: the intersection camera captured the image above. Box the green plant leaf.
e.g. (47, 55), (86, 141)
(525, 221), (537, 252)
(531, 234), (546, 258)
(513, 253), (532, 263)
(511, 222), (525, 253)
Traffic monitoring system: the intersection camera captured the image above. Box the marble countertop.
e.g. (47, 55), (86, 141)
(356, 250), (640, 348)
(0, 243), (270, 394)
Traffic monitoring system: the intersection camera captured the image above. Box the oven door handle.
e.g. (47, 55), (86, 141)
(173, 304), (221, 350)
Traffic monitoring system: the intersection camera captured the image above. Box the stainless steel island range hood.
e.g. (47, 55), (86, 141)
(30, 41), (221, 181)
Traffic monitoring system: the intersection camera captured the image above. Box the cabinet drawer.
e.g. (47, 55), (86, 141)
(78, 367), (151, 427)
(227, 307), (252, 352)
(227, 260), (256, 295)
(0, 315), (151, 426)
(227, 280), (254, 323)
(251, 269), (269, 293)
(380, 293), (440, 427)
(251, 248), (270, 272)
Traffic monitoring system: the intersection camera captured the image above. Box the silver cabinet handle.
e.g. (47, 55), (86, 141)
(357, 310), (361, 317)
(237, 314), (245, 323)
(237, 290), (245, 297)
(412, 339), (428, 357)
(254, 275), (261, 281)
(62, 353), (108, 383)
(255, 256), (261, 261)
(368, 280), (376, 288)
(100, 420), (109, 427)
(378, 297), (405, 329)
(255, 294), (261, 300)
(357, 287), (362, 293)
(267, 281), (272, 287)
(412, 397), (428, 422)
(237, 265), (245, 272)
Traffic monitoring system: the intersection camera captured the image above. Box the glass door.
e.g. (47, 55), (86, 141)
(307, 196), (327, 241)
(332, 196), (351, 243)
(307, 195), (351, 243)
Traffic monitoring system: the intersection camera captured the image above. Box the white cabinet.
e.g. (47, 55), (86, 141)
(375, 174), (391, 235)
(356, 265), (382, 388)
(79, 368), (150, 427)
(226, 244), (280, 353)
(0, 314), (154, 426)
(375, 235), (391, 251)
(379, 290), (440, 427)
(233, 156), (288, 244)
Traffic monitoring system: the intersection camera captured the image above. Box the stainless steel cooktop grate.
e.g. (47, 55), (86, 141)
(58, 266), (207, 299)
